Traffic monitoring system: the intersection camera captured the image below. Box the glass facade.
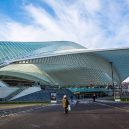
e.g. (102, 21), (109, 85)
(0, 41), (127, 87)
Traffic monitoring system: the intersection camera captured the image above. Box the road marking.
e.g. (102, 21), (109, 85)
(0, 104), (54, 119)
(96, 102), (129, 113)
(78, 99), (93, 104)
(31, 124), (40, 128)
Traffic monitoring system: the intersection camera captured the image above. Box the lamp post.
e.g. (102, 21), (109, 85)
(110, 62), (115, 99)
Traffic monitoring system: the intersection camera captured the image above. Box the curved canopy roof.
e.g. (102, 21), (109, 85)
(0, 41), (84, 65)
(0, 64), (55, 85)
(93, 48), (129, 81)
(0, 41), (129, 86)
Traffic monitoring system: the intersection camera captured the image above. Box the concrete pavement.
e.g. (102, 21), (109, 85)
(0, 100), (129, 129)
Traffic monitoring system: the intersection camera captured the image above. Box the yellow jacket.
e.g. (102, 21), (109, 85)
(62, 98), (69, 108)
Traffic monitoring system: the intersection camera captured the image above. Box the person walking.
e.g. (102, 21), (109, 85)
(93, 93), (96, 102)
(62, 95), (69, 114)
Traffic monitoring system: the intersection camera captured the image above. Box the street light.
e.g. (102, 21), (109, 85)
(109, 62), (115, 98)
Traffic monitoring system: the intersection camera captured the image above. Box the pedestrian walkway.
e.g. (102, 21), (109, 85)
(0, 100), (129, 129)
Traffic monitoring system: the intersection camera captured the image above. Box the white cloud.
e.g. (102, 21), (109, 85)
(0, 0), (129, 49)
(0, 20), (43, 41)
(1, 0), (129, 81)
(82, 0), (101, 13)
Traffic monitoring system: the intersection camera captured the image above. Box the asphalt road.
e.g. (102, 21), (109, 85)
(0, 100), (129, 129)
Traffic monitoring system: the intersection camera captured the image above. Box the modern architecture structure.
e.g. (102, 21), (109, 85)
(0, 41), (129, 101)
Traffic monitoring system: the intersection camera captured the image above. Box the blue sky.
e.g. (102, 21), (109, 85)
(0, 0), (129, 49)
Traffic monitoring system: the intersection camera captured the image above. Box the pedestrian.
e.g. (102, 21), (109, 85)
(62, 95), (69, 114)
(93, 93), (96, 102)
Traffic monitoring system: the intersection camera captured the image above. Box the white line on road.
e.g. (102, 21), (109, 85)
(96, 102), (129, 113)
(0, 104), (55, 119)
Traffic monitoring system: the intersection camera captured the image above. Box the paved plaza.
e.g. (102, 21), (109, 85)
(0, 100), (129, 129)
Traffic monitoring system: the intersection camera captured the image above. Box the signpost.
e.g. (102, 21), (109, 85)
(50, 92), (57, 103)
(114, 88), (121, 101)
